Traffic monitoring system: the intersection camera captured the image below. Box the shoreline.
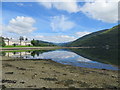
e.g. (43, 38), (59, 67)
(0, 47), (92, 51)
(2, 56), (119, 88)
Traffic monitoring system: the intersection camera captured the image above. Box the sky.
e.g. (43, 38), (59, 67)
(1, 0), (119, 43)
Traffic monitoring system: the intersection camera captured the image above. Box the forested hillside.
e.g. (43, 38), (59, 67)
(66, 25), (119, 47)
(31, 39), (57, 46)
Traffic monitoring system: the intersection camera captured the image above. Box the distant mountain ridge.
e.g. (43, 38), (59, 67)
(65, 25), (119, 47)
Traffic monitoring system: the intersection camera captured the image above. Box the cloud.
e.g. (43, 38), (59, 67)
(5, 16), (36, 34)
(34, 35), (44, 38)
(35, 35), (76, 43)
(16, 2), (33, 7)
(17, 3), (24, 6)
(39, 0), (80, 13)
(40, 2), (53, 8)
(50, 15), (76, 32)
(40, 0), (119, 23)
(81, 0), (119, 23)
(76, 31), (91, 37)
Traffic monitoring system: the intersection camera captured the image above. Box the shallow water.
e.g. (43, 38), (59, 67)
(1, 49), (118, 70)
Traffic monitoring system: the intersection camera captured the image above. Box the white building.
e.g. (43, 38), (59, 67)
(4, 39), (32, 46)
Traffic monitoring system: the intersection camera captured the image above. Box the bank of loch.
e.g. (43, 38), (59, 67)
(2, 56), (119, 88)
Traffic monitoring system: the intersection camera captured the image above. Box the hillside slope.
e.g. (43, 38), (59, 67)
(66, 25), (119, 47)
(31, 40), (57, 46)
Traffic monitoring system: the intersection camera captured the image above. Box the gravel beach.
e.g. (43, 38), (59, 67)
(1, 56), (119, 88)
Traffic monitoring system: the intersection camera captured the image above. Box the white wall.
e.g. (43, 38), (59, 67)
(5, 40), (32, 46)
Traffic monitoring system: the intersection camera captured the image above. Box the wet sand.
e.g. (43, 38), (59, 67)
(1, 56), (119, 88)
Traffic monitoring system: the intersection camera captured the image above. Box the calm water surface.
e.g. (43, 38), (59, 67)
(1, 48), (119, 70)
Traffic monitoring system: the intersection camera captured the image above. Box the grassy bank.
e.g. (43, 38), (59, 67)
(0, 46), (63, 51)
(1, 45), (61, 48)
(2, 56), (119, 88)
(0, 48), (60, 52)
(1, 45), (34, 48)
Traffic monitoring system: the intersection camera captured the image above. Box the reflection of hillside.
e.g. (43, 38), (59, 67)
(68, 48), (118, 65)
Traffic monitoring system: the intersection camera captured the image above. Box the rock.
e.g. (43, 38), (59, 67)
(20, 81), (25, 84)
(40, 77), (58, 81)
(2, 79), (17, 83)
(41, 87), (47, 90)
(5, 72), (14, 74)
(27, 85), (36, 87)
(42, 71), (45, 73)
(111, 75), (117, 78)
(16, 67), (26, 70)
(63, 73), (67, 75)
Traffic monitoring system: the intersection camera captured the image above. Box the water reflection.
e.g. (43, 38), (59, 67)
(67, 48), (119, 65)
(1, 49), (118, 70)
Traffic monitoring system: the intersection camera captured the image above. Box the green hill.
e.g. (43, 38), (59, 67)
(66, 25), (119, 47)
(31, 39), (57, 46)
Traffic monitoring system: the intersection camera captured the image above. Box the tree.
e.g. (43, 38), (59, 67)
(19, 36), (24, 46)
(5, 38), (10, 46)
(31, 39), (39, 46)
(0, 37), (6, 47)
(25, 38), (28, 46)
(13, 43), (16, 47)
(28, 44), (31, 47)
(31, 39), (56, 46)
(31, 39), (35, 46)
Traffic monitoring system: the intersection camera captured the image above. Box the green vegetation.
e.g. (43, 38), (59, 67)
(66, 25), (119, 47)
(2, 45), (34, 48)
(0, 37), (6, 47)
(63, 25), (119, 66)
(31, 39), (57, 47)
